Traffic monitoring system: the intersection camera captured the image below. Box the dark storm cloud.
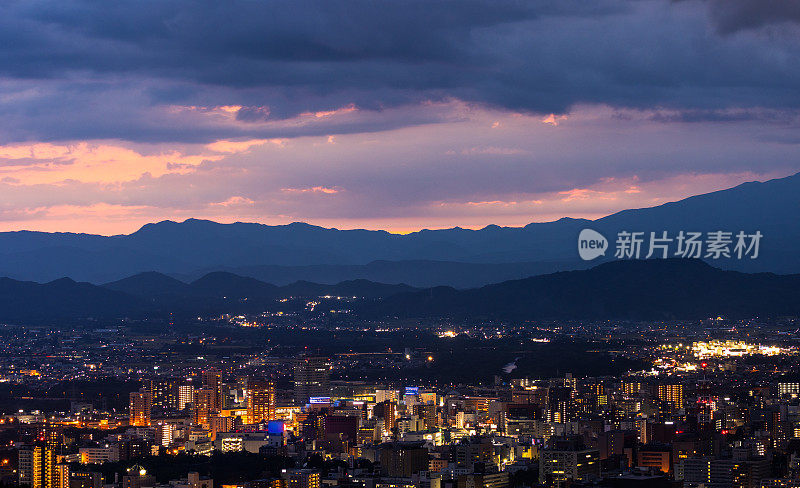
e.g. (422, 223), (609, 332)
(0, 0), (799, 143)
(705, 0), (800, 34)
(648, 108), (800, 124)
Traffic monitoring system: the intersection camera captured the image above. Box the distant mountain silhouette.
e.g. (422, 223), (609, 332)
(0, 272), (417, 322)
(280, 279), (417, 299)
(103, 271), (415, 301)
(0, 172), (798, 285)
(0, 277), (145, 321)
(105, 271), (192, 296)
(0, 260), (798, 323)
(366, 259), (800, 320)
(175, 260), (584, 289)
(189, 271), (280, 299)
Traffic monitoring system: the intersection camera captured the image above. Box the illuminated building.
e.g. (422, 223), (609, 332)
(78, 446), (119, 464)
(155, 423), (177, 447)
(512, 386), (549, 406)
(177, 384), (194, 411)
(202, 368), (222, 409)
(210, 415), (236, 441)
(193, 388), (218, 426)
(149, 378), (179, 412)
(539, 436), (600, 488)
(282, 469), (320, 488)
(374, 401), (397, 433)
(247, 379), (276, 424)
(357, 421), (380, 445)
(464, 396), (493, 415)
(691, 340), (786, 359)
(637, 445), (671, 473)
(413, 403), (437, 430)
(679, 455), (769, 488)
(657, 384), (684, 408)
(69, 472), (103, 488)
(778, 381), (800, 398)
(621, 381), (642, 396)
(293, 358), (331, 404)
(129, 389), (152, 427)
(22, 445), (69, 488)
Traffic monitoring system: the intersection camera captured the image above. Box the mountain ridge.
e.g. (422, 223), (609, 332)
(0, 172), (798, 284)
(1, 259), (799, 323)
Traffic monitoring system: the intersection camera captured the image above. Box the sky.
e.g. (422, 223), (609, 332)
(0, 0), (799, 235)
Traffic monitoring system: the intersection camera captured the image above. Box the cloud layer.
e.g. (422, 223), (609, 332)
(0, 0), (798, 233)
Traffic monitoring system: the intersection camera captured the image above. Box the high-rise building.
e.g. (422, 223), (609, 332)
(18, 446), (33, 486)
(22, 445), (69, 488)
(413, 403), (437, 430)
(177, 384), (194, 411)
(374, 401), (397, 433)
(155, 422), (177, 447)
(129, 389), (152, 427)
(247, 379), (276, 424)
(193, 388), (218, 426)
(293, 358), (331, 404)
(539, 436), (600, 488)
(657, 384), (684, 408)
(210, 415), (236, 441)
(150, 378), (179, 412)
(202, 368), (223, 409)
(621, 381), (643, 397)
(778, 381), (800, 398)
(378, 442), (430, 478)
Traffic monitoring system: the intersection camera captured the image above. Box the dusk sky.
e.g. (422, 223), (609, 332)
(1, 0), (799, 235)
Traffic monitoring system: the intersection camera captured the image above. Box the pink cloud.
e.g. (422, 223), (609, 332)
(281, 186), (341, 194)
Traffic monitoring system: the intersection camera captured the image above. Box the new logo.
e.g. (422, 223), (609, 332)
(578, 229), (608, 261)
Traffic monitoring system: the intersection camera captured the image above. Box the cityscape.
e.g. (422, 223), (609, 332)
(3, 306), (800, 488)
(2, 1), (800, 488)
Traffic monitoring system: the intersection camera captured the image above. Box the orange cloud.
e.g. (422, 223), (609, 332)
(0, 142), (222, 185)
(206, 139), (285, 153)
(542, 113), (568, 126)
(302, 104), (358, 119)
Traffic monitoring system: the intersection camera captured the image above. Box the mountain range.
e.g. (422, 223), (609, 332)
(368, 259), (800, 321)
(0, 271), (417, 322)
(0, 260), (798, 323)
(0, 172), (798, 286)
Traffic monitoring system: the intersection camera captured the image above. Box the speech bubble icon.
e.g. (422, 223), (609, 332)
(578, 229), (608, 261)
